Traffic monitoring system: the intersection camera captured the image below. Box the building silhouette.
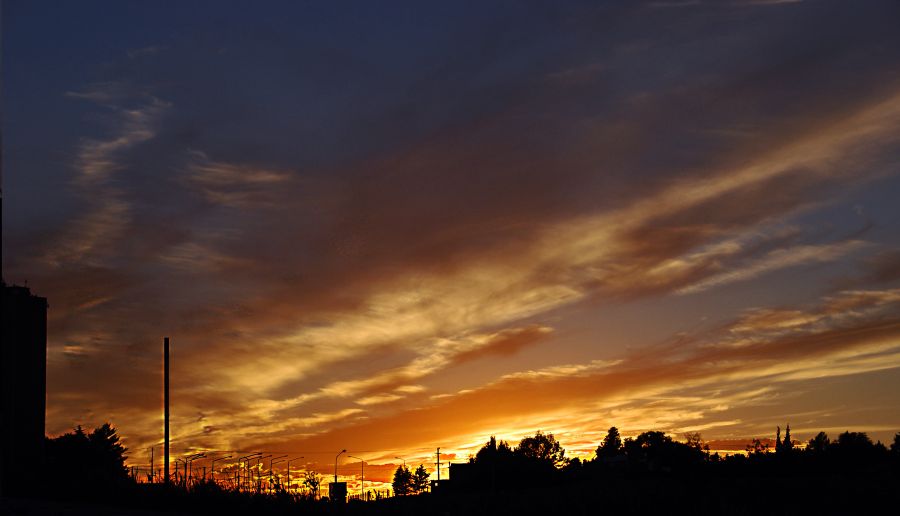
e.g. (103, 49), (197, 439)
(328, 481), (347, 502)
(1, 282), (48, 496)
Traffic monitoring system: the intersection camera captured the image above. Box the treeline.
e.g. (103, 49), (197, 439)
(452, 426), (900, 492)
(18, 423), (900, 515)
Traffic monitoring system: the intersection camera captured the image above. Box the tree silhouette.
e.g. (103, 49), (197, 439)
(783, 425), (794, 453)
(807, 431), (830, 453)
(564, 457), (582, 472)
(596, 426), (623, 460)
(621, 431), (706, 471)
(44, 423), (130, 498)
(474, 435), (514, 463)
(303, 470), (321, 498)
(683, 432), (704, 450)
(392, 465), (412, 495)
(633, 431), (670, 449)
(891, 433), (900, 456)
(89, 423), (128, 477)
(835, 431), (874, 451)
(412, 465), (430, 493)
(515, 430), (566, 467)
(470, 436), (518, 491)
(774, 424), (794, 454)
(746, 438), (769, 455)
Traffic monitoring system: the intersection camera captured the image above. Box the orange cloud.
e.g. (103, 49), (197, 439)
(245, 288), (900, 471)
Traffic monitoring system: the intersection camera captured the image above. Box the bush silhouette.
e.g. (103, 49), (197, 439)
(44, 423), (130, 499)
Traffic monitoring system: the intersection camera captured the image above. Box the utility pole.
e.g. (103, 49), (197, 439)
(348, 456), (365, 500)
(149, 447), (154, 483)
(164, 337), (170, 484)
(436, 447), (441, 483)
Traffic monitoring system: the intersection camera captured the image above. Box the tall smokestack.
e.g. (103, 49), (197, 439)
(164, 337), (170, 484)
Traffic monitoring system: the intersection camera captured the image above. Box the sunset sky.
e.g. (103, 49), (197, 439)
(3, 0), (900, 485)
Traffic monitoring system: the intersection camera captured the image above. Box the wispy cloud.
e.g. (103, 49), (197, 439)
(159, 241), (250, 274)
(678, 240), (868, 294)
(183, 150), (292, 208)
(44, 87), (169, 267)
(252, 287), (900, 468)
(64, 81), (137, 106)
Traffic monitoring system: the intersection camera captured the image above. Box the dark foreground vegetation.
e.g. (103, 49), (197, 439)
(3, 424), (899, 515)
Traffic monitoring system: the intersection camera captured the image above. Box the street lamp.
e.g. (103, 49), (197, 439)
(174, 458), (187, 486)
(256, 455), (272, 492)
(210, 455), (232, 484)
(185, 453), (205, 486)
(270, 454), (287, 492)
(334, 449), (346, 483)
(238, 453), (262, 491)
(395, 456), (405, 468)
(348, 455), (365, 500)
(286, 456), (304, 493)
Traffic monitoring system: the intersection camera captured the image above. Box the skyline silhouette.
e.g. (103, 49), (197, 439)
(8, 419), (900, 514)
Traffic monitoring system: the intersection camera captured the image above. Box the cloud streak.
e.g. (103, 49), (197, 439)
(43, 86), (170, 267)
(254, 287), (900, 468)
(183, 150), (292, 208)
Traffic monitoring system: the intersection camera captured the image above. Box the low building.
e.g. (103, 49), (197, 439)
(328, 481), (347, 502)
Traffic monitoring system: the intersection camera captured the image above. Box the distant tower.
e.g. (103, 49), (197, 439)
(1, 282), (48, 496)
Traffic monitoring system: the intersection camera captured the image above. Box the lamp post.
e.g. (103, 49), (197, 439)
(184, 453), (205, 487)
(192, 453), (206, 485)
(348, 455), (365, 500)
(334, 449), (346, 484)
(286, 456), (304, 493)
(395, 456), (405, 468)
(238, 453), (262, 491)
(270, 455), (287, 492)
(256, 454), (272, 492)
(175, 458), (186, 486)
(210, 455), (232, 484)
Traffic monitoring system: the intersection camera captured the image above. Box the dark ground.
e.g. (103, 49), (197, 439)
(3, 471), (897, 516)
